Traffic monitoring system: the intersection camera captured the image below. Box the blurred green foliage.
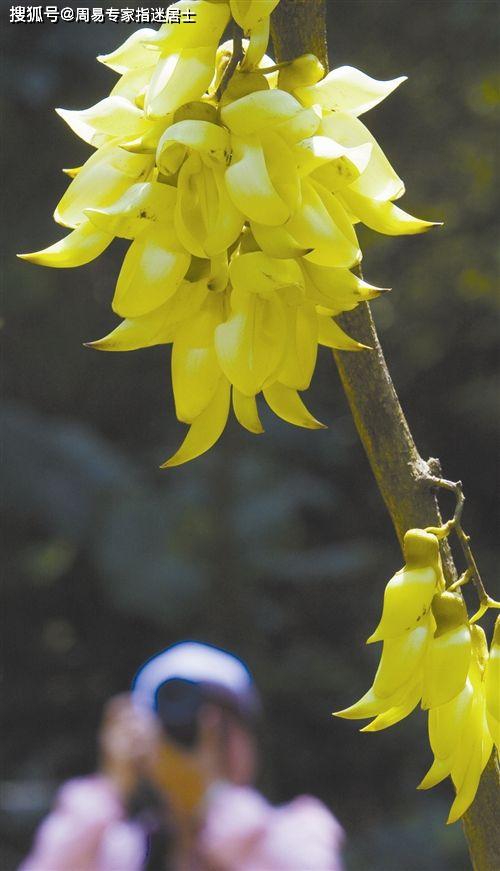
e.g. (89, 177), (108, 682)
(1, 1), (499, 869)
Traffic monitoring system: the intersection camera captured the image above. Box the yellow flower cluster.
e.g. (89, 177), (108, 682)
(335, 530), (499, 823)
(20, 0), (438, 466)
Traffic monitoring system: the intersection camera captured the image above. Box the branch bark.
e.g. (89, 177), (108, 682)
(271, 2), (500, 869)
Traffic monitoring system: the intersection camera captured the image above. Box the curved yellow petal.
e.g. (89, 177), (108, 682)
(449, 685), (482, 782)
(145, 46), (216, 119)
(56, 97), (148, 148)
(175, 155), (244, 258)
(295, 66), (407, 117)
(261, 131), (301, 215)
(422, 624), (472, 710)
(110, 67), (155, 105)
(339, 188), (440, 236)
(18, 220), (112, 268)
(484, 616), (500, 729)
(471, 624), (489, 675)
(372, 620), (431, 699)
(313, 146), (373, 195)
(175, 153), (209, 258)
(263, 382), (325, 429)
(317, 315), (369, 351)
(150, 1), (230, 53)
(225, 135), (291, 226)
(240, 18), (270, 71)
(486, 712), (500, 752)
(302, 180), (361, 267)
(221, 88), (304, 137)
(87, 278), (208, 351)
(208, 252), (230, 292)
(121, 117), (171, 155)
(113, 223), (190, 318)
(157, 119), (230, 174)
(272, 107), (322, 145)
(302, 260), (387, 314)
(293, 135), (371, 181)
(417, 755), (453, 791)
(286, 178), (338, 249)
(161, 375), (230, 468)
(320, 110), (404, 201)
(250, 222), (311, 259)
(334, 679), (411, 721)
(361, 678), (422, 732)
(232, 389), (264, 434)
(62, 165), (83, 178)
(85, 181), (176, 239)
(444, 684), (492, 824)
(285, 178), (359, 267)
(428, 678), (474, 761)
(230, 0), (279, 29)
(54, 142), (153, 229)
(278, 301), (318, 391)
(172, 293), (224, 422)
(215, 288), (287, 396)
(205, 167), (245, 256)
(97, 28), (159, 74)
(367, 566), (438, 644)
(229, 251), (303, 297)
(448, 728), (485, 823)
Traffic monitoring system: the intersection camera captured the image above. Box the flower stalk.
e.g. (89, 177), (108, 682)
(424, 477), (500, 623)
(215, 24), (243, 100)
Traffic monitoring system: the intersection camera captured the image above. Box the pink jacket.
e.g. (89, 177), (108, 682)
(20, 776), (344, 870)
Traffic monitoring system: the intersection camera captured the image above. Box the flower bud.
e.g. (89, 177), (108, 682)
(278, 54), (325, 91)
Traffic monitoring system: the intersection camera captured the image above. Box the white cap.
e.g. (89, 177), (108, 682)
(132, 641), (255, 715)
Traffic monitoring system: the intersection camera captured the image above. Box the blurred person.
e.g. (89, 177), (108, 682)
(20, 642), (343, 870)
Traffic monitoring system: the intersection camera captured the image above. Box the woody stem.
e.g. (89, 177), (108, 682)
(216, 25), (243, 100)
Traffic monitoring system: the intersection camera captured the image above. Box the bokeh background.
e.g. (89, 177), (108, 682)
(1, 0), (499, 868)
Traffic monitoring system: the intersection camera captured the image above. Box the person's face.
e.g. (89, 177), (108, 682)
(151, 704), (258, 816)
(222, 716), (258, 786)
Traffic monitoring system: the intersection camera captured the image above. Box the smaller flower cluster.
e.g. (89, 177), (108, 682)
(335, 529), (499, 824)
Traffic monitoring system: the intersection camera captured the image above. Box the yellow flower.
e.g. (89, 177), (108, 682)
(484, 616), (500, 751)
(334, 531), (444, 723)
(367, 529), (444, 643)
(419, 624), (493, 824)
(20, 0), (440, 466)
(334, 614), (432, 721)
(336, 527), (494, 825)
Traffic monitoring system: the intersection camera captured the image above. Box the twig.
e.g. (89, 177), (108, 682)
(216, 25), (243, 101)
(424, 476), (500, 620)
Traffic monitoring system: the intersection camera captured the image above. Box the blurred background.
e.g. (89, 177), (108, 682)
(1, 0), (499, 868)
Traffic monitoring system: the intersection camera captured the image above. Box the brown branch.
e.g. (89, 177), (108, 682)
(271, 2), (500, 869)
(216, 25), (243, 101)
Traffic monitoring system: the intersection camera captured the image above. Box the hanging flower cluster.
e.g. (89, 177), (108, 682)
(20, 0), (438, 466)
(335, 529), (499, 824)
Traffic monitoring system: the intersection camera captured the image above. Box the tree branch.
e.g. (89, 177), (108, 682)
(215, 22), (243, 101)
(271, 2), (500, 868)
